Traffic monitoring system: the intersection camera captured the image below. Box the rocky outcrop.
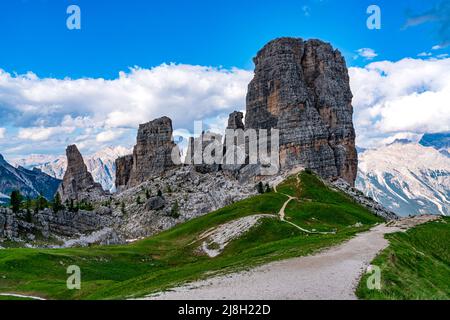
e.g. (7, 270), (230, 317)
(227, 111), (245, 130)
(127, 117), (178, 187)
(330, 178), (398, 220)
(57, 145), (105, 202)
(0, 207), (118, 244)
(245, 37), (357, 186)
(115, 155), (133, 191)
(186, 132), (223, 174)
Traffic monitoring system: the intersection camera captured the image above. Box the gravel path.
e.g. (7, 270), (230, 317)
(144, 223), (405, 300)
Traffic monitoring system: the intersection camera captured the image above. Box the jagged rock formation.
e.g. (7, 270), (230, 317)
(13, 146), (132, 192)
(115, 155), (133, 192)
(245, 37), (357, 186)
(186, 132), (223, 174)
(227, 111), (245, 130)
(57, 145), (105, 202)
(0, 207), (118, 245)
(113, 166), (257, 239)
(123, 117), (178, 188)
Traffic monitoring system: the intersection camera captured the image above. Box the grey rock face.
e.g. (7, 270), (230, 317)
(115, 155), (133, 191)
(57, 145), (106, 202)
(127, 117), (178, 187)
(145, 196), (166, 211)
(0, 207), (117, 244)
(227, 111), (245, 130)
(245, 37), (357, 185)
(330, 178), (399, 220)
(186, 132), (223, 174)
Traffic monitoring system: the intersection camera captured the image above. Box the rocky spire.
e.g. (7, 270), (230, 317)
(227, 111), (245, 130)
(57, 145), (105, 202)
(245, 37), (357, 185)
(126, 116), (178, 187)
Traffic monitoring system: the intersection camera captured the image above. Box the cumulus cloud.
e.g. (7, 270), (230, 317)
(0, 64), (252, 156)
(349, 57), (450, 147)
(1, 57), (449, 156)
(18, 126), (76, 141)
(356, 48), (378, 60)
(0, 128), (5, 139)
(96, 129), (127, 143)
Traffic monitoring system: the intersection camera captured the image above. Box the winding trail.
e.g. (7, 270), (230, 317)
(144, 215), (439, 300)
(275, 174), (335, 235)
(144, 224), (399, 300)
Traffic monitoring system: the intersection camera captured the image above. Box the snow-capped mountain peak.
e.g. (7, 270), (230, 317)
(357, 142), (450, 216)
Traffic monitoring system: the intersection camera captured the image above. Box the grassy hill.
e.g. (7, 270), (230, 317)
(0, 171), (383, 300)
(357, 217), (450, 300)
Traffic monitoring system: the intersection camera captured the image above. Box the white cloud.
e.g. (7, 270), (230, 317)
(18, 126), (76, 141)
(96, 129), (126, 143)
(0, 128), (5, 139)
(349, 57), (450, 147)
(418, 52), (432, 57)
(432, 44), (443, 50)
(356, 48), (378, 60)
(0, 64), (252, 156)
(2, 57), (449, 156)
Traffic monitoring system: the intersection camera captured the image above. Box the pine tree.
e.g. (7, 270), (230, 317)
(145, 189), (150, 199)
(52, 193), (64, 213)
(10, 190), (23, 213)
(157, 189), (163, 197)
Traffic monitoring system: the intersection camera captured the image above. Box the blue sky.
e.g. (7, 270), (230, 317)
(0, 0), (448, 78)
(0, 0), (449, 159)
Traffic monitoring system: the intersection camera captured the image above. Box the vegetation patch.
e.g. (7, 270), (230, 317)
(357, 217), (450, 300)
(0, 172), (383, 300)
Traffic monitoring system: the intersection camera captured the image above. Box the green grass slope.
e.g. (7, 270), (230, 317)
(0, 171), (382, 300)
(357, 217), (450, 300)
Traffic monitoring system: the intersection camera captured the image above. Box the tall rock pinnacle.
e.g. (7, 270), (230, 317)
(57, 145), (105, 202)
(245, 37), (357, 185)
(126, 116), (178, 187)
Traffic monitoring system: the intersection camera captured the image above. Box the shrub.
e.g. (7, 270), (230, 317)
(169, 200), (180, 219)
(256, 181), (264, 194)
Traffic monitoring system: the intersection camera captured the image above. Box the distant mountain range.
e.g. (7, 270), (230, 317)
(10, 146), (131, 193)
(356, 133), (450, 217)
(0, 154), (61, 203)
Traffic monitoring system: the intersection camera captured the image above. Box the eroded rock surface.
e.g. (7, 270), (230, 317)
(245, 37), (357, 185)
(127, 117), (178, 187)
(57, 145), (105, 202)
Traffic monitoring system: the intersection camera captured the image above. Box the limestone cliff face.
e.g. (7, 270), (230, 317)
(126, 117), (178, 187)
(58, 145), (105, 202)
(115, 155), (133, 191)
(245, 37), (357, 185)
